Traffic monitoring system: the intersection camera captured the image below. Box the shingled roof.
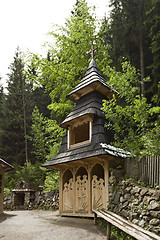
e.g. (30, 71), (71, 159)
(43, 143), (131, 168)
(43, 58), (130, 169)
(0, 158), (14, 172)
(67, 59), (118, 102)
(61, 91), (106, 128)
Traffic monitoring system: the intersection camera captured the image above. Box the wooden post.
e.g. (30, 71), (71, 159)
(104, 161), (109, 209)
(106, 222), (111, 240)
(59, 170), (63, 214)
(87, 165), (92, 214)
(94, 212), (97, 225)
(72, 167), (76, 214)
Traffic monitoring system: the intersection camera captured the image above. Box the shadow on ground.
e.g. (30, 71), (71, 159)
(0, 212), (16, 223)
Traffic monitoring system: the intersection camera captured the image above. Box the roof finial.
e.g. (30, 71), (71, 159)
(88, 44), (97, 59)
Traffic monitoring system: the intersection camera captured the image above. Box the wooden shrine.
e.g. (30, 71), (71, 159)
(0, 158), (14, 212)
(43, 58), (130, 217)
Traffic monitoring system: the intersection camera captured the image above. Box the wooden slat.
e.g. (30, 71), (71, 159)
(93, 209), (160, 240)
(127, 156), (160, 188)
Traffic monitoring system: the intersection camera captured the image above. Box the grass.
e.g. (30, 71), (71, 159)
(97, 219), (135, 240)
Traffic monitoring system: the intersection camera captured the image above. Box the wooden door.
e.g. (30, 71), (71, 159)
(75, 174), (88, 212)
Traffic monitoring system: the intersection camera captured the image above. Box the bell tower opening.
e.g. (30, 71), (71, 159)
(68, 118), (92, 149)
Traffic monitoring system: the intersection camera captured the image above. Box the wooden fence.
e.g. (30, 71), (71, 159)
(126, 156), (160, 188)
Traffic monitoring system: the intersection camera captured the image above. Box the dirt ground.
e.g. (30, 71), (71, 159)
(0, 210), (105, 240)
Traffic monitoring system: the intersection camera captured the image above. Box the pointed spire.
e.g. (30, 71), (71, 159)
(67, 58), (118, 102)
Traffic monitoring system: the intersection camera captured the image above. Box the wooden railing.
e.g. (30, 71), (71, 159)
(126, 156), (160, 187)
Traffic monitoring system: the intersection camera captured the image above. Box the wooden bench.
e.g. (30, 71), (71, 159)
(93, 209), (160, 240)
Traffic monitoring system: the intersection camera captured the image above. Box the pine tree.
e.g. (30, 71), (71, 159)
(147, 0), (160, 103)
(105, 0), (152, 96)
(0, 48), (31, 165)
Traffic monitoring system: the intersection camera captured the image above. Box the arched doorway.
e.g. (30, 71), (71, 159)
(62, 169), (73, 212)
(75, 167), (88, 213)
(91, 164), (105, 210)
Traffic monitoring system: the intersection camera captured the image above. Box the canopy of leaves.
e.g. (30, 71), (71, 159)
(27, 0), (110, 122)
(30, 106), (65, 162)
(102, 61), (160, 157)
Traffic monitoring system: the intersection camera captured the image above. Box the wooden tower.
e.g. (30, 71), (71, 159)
(43, 58), (130, 217)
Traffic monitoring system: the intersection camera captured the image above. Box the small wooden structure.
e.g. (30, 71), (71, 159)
(43, 58), (130, 217)
(0, 158), (14, 212)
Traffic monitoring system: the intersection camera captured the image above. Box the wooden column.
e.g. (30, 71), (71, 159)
(104, 161), (109, 209)
(0, 169), (4, 213)
(59, 170), (63, 214)
(87, 165), (92, 214)
(72, 167), (76, 214)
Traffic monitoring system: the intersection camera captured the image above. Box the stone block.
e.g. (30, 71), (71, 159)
(114, 193), (120, 204)
(125, 187), (132, 193)
(150, 211), (160, 218)
(140, 188), (148, 196)
(132, 219), (139, 224)
(121, 209), (129, 218)
(149, 218), (160, 226)
(138, 219), (145, 227)
(130, 186), (141, 194)
(120, 196), (125, 203)
(124, 193), (131, 200)
(148, 200), (159, 210)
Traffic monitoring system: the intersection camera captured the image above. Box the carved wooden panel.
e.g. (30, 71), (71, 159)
(92, 175), (105, 210)
(62, 178), (73, 211)
(75, 175), (88, 212)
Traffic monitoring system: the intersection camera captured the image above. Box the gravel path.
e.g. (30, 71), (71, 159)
(0, 210), (105, 240)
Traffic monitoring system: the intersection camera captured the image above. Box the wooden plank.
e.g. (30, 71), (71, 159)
(93, 209), (160, 240)
(106, 210), (160, 239)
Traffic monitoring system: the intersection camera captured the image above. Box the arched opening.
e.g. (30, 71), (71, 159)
(91, 163), (104, 180)
(62, 169), (73, 212)
(91, 164), (105, 210)
(76, 167), (88, 179)
(63, 169), (73, 187)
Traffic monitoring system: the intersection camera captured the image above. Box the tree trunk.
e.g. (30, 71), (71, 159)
(139, 34), (145, 97)
(22, 78), (29, 167)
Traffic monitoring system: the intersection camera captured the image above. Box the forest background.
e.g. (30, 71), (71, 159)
(0, 0), (160, 194)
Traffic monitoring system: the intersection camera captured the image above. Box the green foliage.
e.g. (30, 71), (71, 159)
(26, 0), (111, 163)
(30, 106), (65, 161)
(111, 225), (134, 240)
(0, 49), (28, 165)
(102, 61), (160, 157)
(97, 219), (134, 240)
(26, 0), (110, 120)
(4, 161), (60, 195)
(147, 0), (160, 102)
(4, 162), (47, 191)
(43, 170), (59, 192)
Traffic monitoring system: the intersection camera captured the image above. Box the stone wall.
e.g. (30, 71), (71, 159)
(108, 173), (160, 235)
(3, 189), (59, 211)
